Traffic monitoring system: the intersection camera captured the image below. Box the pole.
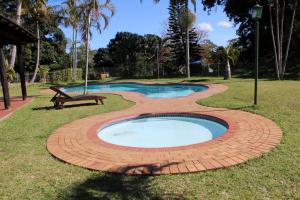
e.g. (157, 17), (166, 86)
(157, 44), (160, 79)
(185, 1), (190, 78)
(0, 46), (10, 109)
(17, 45), (27, 100)
(254, 20), (259, 105)
(83, 12), (91, 95)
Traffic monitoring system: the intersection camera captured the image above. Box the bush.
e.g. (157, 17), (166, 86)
(49, 68), (83, 83)
(39, 65), (50, 83)
(6, 65), (16, 82)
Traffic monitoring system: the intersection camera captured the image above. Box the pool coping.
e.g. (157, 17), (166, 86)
(46, 82), (283, 175)
(87, 112), (237, 152)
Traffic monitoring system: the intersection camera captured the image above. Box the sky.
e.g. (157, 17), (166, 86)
(49, 0), (238, 50)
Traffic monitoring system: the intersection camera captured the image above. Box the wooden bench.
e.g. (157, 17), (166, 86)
(50, 86), (106, 109)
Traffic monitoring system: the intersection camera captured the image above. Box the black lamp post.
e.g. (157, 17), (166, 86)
(251, 3), (263, 105)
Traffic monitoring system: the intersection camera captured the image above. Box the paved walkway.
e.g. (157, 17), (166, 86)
(0, 97), (32, 121)
(46, 83), (282, 175)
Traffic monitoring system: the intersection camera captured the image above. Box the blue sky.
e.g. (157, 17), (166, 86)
(50, 0), (237, 50)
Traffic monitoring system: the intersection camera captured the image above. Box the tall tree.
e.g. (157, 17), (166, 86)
(93, 48), (113, 72)
(183, 0), (197, 78)
(146, 0), (197, 77)
(107, 32), (144, 77)
(9, 0), (23, 68)
(28, 0), (52, 83)
(202, 0), (299, 79)
(61, 0), (80, 81)
(8, 0), (36, 68)
(79, 0), (114, 94)
(223, 45), (239, 79)
(167, 0), (201, 75)
(140, 0), (197, 77)
(268, 0), (298, 79)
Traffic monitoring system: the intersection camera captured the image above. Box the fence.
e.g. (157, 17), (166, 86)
(11, 68), (83, 83)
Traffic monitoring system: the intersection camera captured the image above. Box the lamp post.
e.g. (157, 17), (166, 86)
(251, 3), (263, 105)
(156, 43), (160, 79)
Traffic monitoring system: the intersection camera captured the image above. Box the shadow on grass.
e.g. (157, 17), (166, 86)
(63, 163), (183, 200)
(179, 79), (212, 83)
(195, 105), (256, 112)
(32, 102), (99, 110)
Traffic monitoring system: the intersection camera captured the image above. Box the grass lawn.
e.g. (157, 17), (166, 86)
(0, 78), (299, 199)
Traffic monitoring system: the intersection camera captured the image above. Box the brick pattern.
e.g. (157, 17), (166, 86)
(46, 83), (282, 174)
(0, 96), (33, 121)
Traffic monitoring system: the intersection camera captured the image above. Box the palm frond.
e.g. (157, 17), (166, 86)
(140, 0), (160, 3)
(191, 0), (197, 12)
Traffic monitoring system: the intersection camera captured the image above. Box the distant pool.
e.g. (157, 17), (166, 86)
(62, 83), (207, 99)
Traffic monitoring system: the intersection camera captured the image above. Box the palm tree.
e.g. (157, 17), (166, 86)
(9, 0), (35, 68)
(180, 1), (196, 78)
(79, 0), (115, 94)
(28, 0), (51, 84)
(61, 0), (80, 81)
(8, 0), (22, 68)
(223, 46), (239, 80)
(144, 0), (197, 78)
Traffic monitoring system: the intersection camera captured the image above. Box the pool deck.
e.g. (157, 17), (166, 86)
(46, 83), (282, 175)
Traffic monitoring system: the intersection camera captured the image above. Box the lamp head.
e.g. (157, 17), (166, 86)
(251, 3), (263, 20)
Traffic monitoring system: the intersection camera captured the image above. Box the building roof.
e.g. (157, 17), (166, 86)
(0, 14), (37, 45)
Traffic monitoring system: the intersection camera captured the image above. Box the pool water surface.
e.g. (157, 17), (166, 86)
(62, 83), (207, 98)
(97, 115), (228, 148)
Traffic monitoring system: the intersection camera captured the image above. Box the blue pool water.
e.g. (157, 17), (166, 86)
(97, 115), (228, 148)
(62, 83), (207, 98)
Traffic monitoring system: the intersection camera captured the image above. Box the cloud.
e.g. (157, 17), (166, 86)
(198, 23), (213, 32)
(217, 21), (232, 28)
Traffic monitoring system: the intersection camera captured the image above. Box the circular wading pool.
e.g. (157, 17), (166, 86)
(97, 114), (228, 148)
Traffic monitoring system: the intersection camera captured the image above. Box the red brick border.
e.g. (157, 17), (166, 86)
(46, 82), (282, 174)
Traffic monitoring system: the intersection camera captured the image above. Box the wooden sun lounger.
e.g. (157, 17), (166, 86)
(50, 86), (106, 109)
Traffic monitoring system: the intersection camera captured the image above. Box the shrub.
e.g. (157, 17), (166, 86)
(39, 65), (50, 83)
(49, 68), (83, 83)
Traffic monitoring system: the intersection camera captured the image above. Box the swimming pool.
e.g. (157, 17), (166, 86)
(62, 83), (207, 98)
(97, 114), (228, 148)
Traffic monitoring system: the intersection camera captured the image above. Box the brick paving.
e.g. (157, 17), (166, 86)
(46, 83), (282, 174)
(0, 96), (33, 121)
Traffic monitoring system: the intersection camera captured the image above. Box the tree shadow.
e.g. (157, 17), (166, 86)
(62, 163), (184, 200)
(195, 105), (256, 112)
(179, 79), (212, 83)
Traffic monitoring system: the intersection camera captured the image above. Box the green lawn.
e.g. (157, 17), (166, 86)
(0, 78), (299, 199)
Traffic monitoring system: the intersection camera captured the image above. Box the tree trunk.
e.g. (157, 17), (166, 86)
(279, 0), (286, 78)
(157, 45), (160, 79)
(224, 58), (231, 80)
(268, 4), (280, 79)
(74, 29), (78, 81)
(29, 22), (40, 84)
(269, 0), (297, 80)
(83, 13), (91, 95)
(185, 1), (190, 78)
(275, 0), (283, 77)
(282, 0), (297, 78)
(9, 0), (22, 68)
(71, 27), (75, 80)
